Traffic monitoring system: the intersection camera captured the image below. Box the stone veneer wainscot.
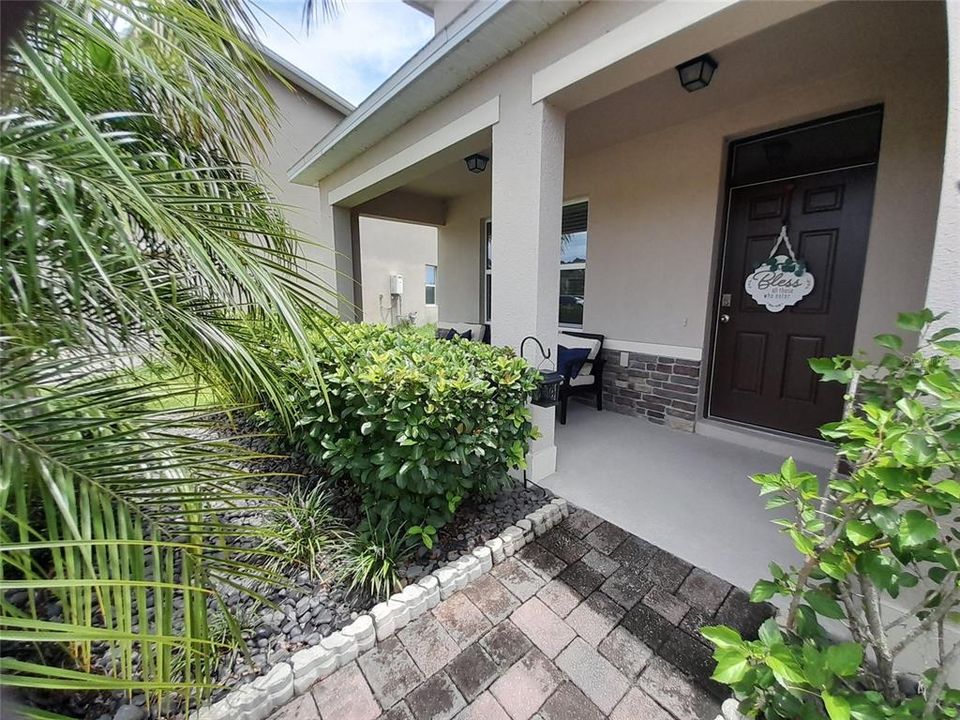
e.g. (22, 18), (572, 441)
(600, 350), (701, 431)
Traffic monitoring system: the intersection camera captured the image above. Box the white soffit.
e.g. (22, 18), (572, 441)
(289, 0), (582, 186)
(328, 97), (499, 206)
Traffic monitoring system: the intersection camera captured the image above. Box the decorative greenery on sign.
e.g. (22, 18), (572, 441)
(744, 225), (816, 312)
(756, 255), (810, 277)
(703, 309), (960, 720)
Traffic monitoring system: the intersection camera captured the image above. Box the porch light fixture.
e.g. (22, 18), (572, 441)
(676, 53), (718, 92)
(520, 335), (563, 407)
(464, 153), (489, 174)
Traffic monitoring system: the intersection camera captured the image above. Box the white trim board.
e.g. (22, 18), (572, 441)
(531, 0), (738, 104)
(601, 338), (702, 362)
(328, 97), (500, 206)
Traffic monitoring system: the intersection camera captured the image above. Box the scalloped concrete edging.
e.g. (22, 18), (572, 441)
(194, 496), (569, 720)
(716, 698), (746, 720)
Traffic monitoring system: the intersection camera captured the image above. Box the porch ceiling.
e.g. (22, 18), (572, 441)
(564, 0), (946, 157)
(401, 146), (492, 199)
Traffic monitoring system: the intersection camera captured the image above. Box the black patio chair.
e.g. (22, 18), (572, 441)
(558, 330), (605, 425)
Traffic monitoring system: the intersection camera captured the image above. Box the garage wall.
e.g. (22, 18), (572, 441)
(359, 217), (439, 326)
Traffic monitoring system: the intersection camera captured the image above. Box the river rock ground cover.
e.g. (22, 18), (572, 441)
(6, 418), (552, 720)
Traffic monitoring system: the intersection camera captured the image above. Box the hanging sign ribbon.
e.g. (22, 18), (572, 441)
(744, 224), (815, 312)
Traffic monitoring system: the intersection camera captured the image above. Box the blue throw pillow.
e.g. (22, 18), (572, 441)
(557, 345), (590, 378)
(458, 329), (472, 341)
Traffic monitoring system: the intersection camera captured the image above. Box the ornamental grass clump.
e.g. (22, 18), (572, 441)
(267, 322), (540, 536)
(703, 310), (959, 720)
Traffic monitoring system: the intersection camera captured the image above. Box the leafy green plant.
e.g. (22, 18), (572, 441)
(406, 524), (438, 549)
(0, 0), (340, 706)
(264, 481), (347, 579)
(703, 310), (959, 719)
(338, 519), (414, 601)
(263, 322), (541, 533)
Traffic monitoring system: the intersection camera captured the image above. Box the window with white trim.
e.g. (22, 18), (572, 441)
(424, 264), (437, 306)
(483, 220), (492, 321)
(482, 202), (588, 326)
(559, 201), (588, 327)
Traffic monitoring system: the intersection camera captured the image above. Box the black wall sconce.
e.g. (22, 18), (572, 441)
(464, 153), (489, 174)
(676, 53), (718, 92)
(520, 336), (563, 408)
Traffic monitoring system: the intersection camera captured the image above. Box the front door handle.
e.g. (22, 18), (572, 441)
(719, 313), (731, 324)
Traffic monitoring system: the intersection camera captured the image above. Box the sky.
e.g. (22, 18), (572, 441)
(251, 0), (434, 107)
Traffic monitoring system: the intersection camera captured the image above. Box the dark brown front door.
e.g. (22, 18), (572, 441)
(709, 166), (877, 437)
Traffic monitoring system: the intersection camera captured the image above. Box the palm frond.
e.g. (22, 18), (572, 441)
(0, 350), (285, 705)
(1, 0), (344, 708)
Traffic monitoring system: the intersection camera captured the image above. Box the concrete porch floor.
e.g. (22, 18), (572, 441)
(546, 403), (832, 592)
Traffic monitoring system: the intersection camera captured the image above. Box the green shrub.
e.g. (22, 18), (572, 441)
(265, 322), (540, 533)
(703, 310), (959, 720)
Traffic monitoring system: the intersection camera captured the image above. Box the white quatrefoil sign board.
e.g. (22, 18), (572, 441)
(744, 225), (815, 312)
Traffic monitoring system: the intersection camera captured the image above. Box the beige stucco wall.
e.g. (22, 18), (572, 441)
(429, 2), (947, 360)
(563, 44), (947, 356)
(359, 216), (439, 326)
(437, 188), (487, 323)
(259, 74), (346, 311)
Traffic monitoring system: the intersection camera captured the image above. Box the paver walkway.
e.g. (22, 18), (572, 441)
(269, 507), (772, 720)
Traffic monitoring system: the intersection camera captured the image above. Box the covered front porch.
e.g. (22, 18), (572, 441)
(547, 401), (824, 591)
(316, 0), (951, 478)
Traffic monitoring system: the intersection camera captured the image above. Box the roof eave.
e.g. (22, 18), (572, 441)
(258, 44), (355, 117)
(289, 1), (581, 187)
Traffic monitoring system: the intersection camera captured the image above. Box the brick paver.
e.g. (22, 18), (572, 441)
(311, 662), (380, 720)
(490, 557), (545, 601)
(536, 578), (581, 617)
(598, 626), (653, 680)
(380, 702), (414, 720)
(462, 573), (520, 624)
(561, 508), (604, 538)
(272, 504), (774, 720)
(478, 621), (531, 669)
(610, 688), (675, 720)
(538, 682), (604, 720)
(558, 559), (605, 597)
(516, 543), (567, 580)
(452, 691), (510, 720)
(356, 636), (424, 708)
(566, 591), (625, 646)
(555, 637), (630, 714)
(489, 649), (563, 720)
(445, 644), (499, 701)
(433, 593), (492, 648)
(510, 597), (576, 659)
(405, 671), (466, 720)
(581, 549), (620, 578)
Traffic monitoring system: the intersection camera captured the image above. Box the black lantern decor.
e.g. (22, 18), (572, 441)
(464, 153), (489, 174)
(676, 53), (717, 92)
(520, 336), (563, 408)
(532, 370), (563, 408)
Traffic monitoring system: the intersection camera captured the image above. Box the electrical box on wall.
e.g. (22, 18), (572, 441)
(390, 273), (404, 296)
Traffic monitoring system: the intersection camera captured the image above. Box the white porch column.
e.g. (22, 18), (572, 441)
(317, 194), (361, 321)
(491, 101), (565, 481)
(926, 0), (960, 320)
